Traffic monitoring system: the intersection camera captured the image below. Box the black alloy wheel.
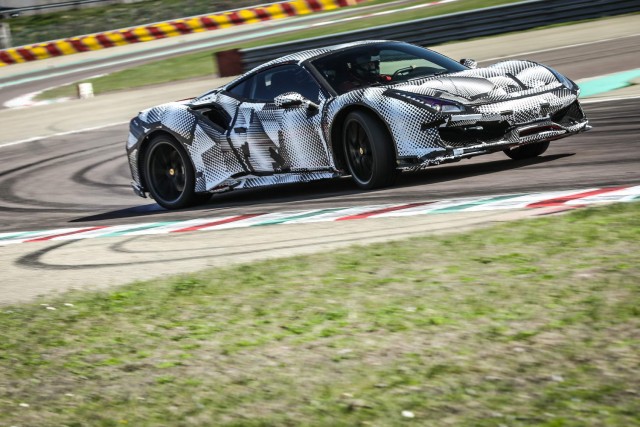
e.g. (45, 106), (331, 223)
(504, 141), (550, 160)
(144, 135), (207, 209)
(343, 111), (397, 189)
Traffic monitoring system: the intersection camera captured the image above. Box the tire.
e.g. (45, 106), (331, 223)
(343, 111), (397, 189)
(503, 141), (550, 160)
(144, 134), (206, 209)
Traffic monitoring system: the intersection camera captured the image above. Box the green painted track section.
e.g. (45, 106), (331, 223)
(579, 69), (640, 97)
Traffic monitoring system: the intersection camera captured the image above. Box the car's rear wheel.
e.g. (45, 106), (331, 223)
(343, 111), (397, 189)
(503, 141), (550, 160)
(144, 134), (207, 209)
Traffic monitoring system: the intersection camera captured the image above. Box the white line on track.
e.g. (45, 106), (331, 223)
(3, 73), (107, 109)
(481, 33), (640, 62)
(582, 95), (640, 104)
(0, 121), (129, 148)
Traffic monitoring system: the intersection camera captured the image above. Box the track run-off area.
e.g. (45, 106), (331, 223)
(0, 14), (638, 304)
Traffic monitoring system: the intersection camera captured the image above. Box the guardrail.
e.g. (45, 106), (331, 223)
(240, 0), (640, 71)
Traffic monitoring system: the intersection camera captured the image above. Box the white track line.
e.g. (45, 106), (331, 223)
(0, 121), (129, 148)
(481, 33), (640, 62)
(582, 95), (640, 104)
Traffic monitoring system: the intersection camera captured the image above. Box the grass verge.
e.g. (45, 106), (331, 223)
(35, 0), (522, 100)
(38, 50), (220, 101)
(1, 202), (639, 426)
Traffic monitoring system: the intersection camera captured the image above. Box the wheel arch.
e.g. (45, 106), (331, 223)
(329, 104), (398, 172)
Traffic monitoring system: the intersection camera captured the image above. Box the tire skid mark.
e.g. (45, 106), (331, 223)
(70, 153), (131, 190)
(0, 142), (126, 211)
(0, 143), (112, 178)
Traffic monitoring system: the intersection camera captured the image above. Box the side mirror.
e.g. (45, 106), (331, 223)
(274, 92), (319, 111)
(460, 58), (478, 69)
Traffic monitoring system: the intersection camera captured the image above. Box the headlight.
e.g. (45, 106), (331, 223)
(393, 91), (466, 113)
(439, 103), (466, 113)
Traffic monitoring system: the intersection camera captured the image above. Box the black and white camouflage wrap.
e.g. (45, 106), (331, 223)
(126, 40), (589, 198)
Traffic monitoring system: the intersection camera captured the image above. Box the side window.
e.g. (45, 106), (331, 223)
(229, 65), (322, 103)
(293, 67), (323, 103)
(226, 75), (257, 99)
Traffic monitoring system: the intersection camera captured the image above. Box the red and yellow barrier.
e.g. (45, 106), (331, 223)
(0, 0), (363, 67)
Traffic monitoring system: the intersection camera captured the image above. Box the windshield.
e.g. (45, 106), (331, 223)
(311, 42), (467, 95)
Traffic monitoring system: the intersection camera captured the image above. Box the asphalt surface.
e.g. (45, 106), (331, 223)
(0, 16), (638, 304)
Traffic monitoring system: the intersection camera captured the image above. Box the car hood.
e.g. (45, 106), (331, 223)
(389, 60), (571, 104)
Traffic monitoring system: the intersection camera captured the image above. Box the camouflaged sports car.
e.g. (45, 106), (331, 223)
(126, 40), (590, 209)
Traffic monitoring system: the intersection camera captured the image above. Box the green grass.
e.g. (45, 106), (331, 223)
(38, 50), (220, 100)
(35, 0), (522, 100)
(234, 0), (522, 49)
(1, 202), (639, 426)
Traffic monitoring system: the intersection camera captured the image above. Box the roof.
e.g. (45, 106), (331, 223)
(248, 40), (392, 74)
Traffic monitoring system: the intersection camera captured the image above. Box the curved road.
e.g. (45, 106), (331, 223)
(0, 21), (639, 303)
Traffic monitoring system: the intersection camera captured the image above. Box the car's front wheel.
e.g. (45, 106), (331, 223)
(503, 141), (550, 160)
(144, 134), (207, 210)
(343, 111), (397, 189)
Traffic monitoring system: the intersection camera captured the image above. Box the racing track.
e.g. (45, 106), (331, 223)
(0, 34), (639, 304)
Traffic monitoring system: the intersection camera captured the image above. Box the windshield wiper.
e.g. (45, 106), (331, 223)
(432, 70), (450, 77)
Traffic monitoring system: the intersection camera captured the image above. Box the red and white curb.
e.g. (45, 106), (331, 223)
(1, 185), (638, 246)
